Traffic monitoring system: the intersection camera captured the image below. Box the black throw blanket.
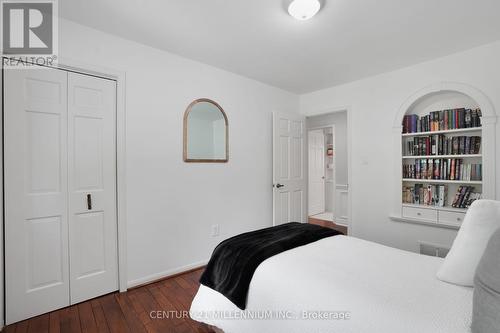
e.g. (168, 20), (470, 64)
(200, 222), (341, 309)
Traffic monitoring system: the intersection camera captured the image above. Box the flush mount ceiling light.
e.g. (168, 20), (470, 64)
(288, 0), (321, 21)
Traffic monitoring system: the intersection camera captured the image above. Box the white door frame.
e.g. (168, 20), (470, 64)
(1, 57), (128, 328)
(307, 125), (336, 218)
(1, 59), (4, 328)
(305, 107), (352, 235)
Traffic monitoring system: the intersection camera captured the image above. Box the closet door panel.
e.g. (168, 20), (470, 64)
(68, 72), (118, 304)
(4, 68), (69, 324)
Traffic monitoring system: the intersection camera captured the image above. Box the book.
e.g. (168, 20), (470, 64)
(402, 184), (448, 207)
(403, 159), (482, 181)
(403, 135), (481, 156)
(402, 108), (482, 133)
(452, 186), (464, 207)
(449, 186), (481, 208)
(450, 159), (456, 180)
(438, 185), (446, 207)
(423, 186), (431, 205)
(464, 192), (481, 208)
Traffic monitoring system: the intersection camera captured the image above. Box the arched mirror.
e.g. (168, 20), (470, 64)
(183, 99), (228, 163)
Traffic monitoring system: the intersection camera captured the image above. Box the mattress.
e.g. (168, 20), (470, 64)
(190, 235), (473, 333)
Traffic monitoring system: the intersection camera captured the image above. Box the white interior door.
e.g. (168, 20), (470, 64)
(273, 112), (306, 225)
(4, 67), (118, 324)
(68, 72), (118, 304)
(4, 67), (70, 324)
(308, 130), (325, 215)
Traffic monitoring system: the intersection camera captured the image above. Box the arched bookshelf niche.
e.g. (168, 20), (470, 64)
(390, 83), (497, 229)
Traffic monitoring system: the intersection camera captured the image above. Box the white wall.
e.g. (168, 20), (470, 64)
(57, 19), (299, 286)
(300, 41), (500, 252)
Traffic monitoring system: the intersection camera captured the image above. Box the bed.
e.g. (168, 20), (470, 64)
(190, 235), (473, 333)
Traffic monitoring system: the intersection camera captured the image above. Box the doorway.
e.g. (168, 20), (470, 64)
(306, 111), (348, 234)
(308, 126), (334, 216)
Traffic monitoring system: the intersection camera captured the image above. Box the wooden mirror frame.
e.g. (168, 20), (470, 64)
(183, 98), (229, 163)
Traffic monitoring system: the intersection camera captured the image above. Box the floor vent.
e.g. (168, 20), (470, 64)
(419, 241), (450, 258)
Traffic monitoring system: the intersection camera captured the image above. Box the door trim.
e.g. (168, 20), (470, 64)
(1, 57), (127, 326)
(304, 107), (352, 235)
(1, 58), (4, 329)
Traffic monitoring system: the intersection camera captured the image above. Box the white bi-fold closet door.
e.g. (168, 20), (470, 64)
(4, 66), (118, 324)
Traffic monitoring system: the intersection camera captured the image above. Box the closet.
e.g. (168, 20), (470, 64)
(4, 66), (118, 324)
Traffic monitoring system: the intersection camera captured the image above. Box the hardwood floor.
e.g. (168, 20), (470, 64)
(3, 268), (214, 333)
(309, 217), (348, 235)
(3, 222), (347, 333)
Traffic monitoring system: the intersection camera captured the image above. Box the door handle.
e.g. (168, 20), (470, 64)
(275, 184), (285, 188)
(87, 194), (92, 210)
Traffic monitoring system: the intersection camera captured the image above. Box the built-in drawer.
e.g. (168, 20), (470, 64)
(402, 206), (437, 221)
(439, 210), (466, 227)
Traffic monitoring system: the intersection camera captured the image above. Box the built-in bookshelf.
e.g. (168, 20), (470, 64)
(390, 86), (497, 230)
(400, 108), (483, 228)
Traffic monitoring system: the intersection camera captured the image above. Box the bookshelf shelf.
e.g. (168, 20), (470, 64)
(402, 154), (482, 159)
(402, 178), (482, 185)
(402, 127), (482, 137)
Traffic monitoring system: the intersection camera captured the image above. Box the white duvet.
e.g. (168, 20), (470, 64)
(190, 236), (473, 333)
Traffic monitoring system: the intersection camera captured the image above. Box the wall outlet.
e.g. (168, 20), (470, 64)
(211, 224), (220, 237)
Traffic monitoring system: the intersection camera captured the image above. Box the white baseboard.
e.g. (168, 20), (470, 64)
(335, 218), (348, 226)
(127, 259), (209, 289)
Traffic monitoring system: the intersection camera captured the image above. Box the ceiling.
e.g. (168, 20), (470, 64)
(60, 0), (500, 94)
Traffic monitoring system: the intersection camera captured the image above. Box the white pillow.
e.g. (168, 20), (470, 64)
(437, 200), (500, 287)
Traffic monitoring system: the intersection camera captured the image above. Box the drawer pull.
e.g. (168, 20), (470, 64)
(456, 217), (461, 221)
(417, 212), (422, 216)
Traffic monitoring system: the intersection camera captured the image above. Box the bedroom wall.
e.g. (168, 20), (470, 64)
(55, 19), (299, 286)
(300, 40), (500, 253)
